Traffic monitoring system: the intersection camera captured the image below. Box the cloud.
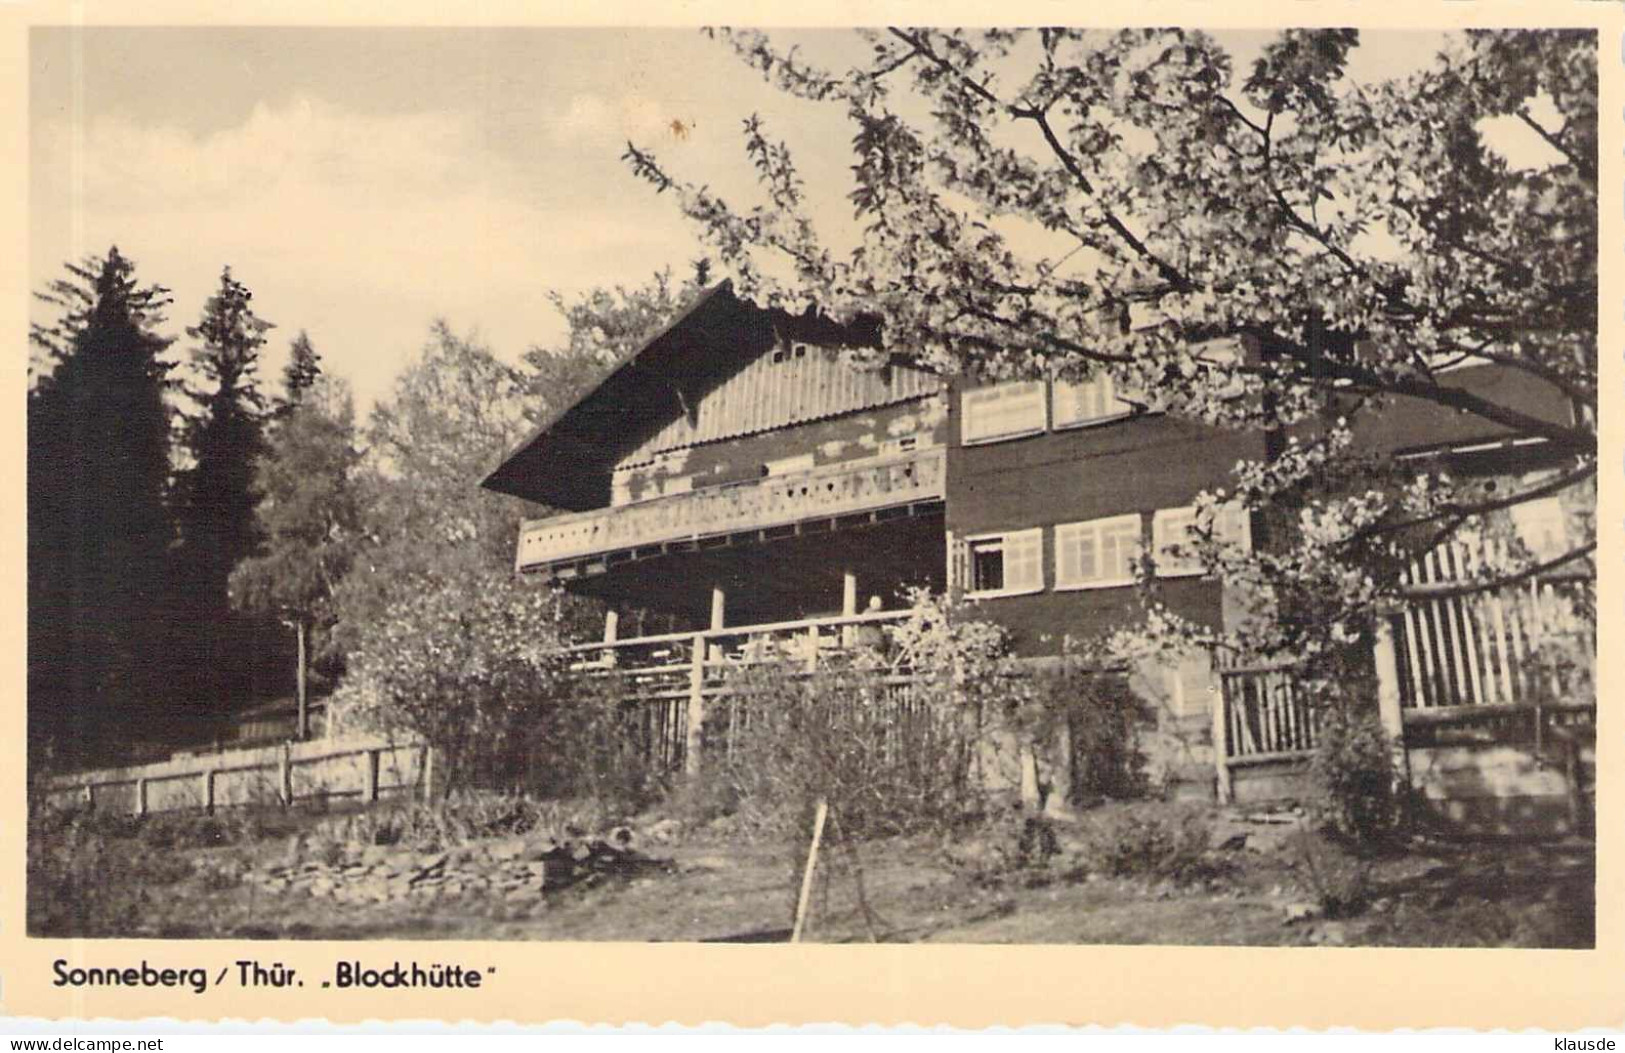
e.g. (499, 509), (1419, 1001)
(30, 95), (700, 412)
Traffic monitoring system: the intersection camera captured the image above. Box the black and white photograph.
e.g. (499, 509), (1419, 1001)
(23, 20), (1599, 962)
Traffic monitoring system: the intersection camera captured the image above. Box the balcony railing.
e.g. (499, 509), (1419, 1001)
(517, 448), (945, 572)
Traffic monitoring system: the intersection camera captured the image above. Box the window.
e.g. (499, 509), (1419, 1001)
(960, 381), (1047, 445)
(1152, 503), (1252, 577)
(1052, 374), (1132, 429)
(965, 529), (1043, 597)
(1055, 514), (1143, 590)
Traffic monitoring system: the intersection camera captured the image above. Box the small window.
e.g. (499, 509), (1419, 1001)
(961, 381), (1046, 445)
(1152, 503), (1251, 577)
(1052, 374), (1132, 429)
(966, 529), (1043, 597)
(1055, 515), (1142, 589)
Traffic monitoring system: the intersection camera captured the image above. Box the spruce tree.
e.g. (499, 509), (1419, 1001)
(278, 330), (323, 414)
(174, 267), (274, 708)
(28, 247), (177, 767)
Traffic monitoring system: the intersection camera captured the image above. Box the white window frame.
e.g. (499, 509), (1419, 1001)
(1054, 514), (1143, 591)
(964, 528), (1044, 598)
(960, 381), (1047, 446)
(1152, 503), (1252, 578)
(1052, 373), (1132, 430)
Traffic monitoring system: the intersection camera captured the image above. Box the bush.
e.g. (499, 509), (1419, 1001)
(523, 671), (670, 820)
(1290, 828), (1371, 918)
(339, 791), (572, 852)
(1076, 806), (1221, 885)
(708, 651), (987, 841)
(1311, 704), (1399, 846)
(26, 804), (194, 937)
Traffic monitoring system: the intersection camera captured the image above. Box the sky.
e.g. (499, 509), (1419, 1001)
(29, 27), (1462, 415)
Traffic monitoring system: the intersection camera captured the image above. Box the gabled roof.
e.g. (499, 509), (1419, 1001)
(480, 281), (906, 510)
(480, 282), (736, 508)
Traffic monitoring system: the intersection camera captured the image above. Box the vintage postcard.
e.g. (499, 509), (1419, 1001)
(1, 0), (1619, 1031)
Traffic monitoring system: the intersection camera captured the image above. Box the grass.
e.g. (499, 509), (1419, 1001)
(26, 796), (1594, 947)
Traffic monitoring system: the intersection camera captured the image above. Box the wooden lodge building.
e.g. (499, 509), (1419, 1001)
(483, 282), (1594, 834)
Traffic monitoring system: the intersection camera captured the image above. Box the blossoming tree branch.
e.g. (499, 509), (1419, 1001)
(622, 27), (1596, 666)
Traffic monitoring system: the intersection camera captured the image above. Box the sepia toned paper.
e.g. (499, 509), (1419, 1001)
(1, 0), (1620, 1031)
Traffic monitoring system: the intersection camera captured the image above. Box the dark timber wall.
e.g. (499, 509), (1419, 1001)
(944, 392), (1267, 655)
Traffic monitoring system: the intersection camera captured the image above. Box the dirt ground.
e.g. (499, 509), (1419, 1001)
(29, 803), (1595, 948)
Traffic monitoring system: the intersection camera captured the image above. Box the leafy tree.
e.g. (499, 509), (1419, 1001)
(27, 247), (178, 766)
(232, 371), (363, 738)
(521, 262), (713, 412)
(173, 266), (275, 704)
(624, 28), (1596, 667)
(332, 561), (577, 791)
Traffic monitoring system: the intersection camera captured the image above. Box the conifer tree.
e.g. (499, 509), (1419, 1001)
(28, 247), (177, 766)
(174, 267), (274, 705)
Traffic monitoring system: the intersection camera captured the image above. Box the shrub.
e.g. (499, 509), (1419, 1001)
(26, 804), (193, 937)
(1311, 704), (1399, 846)
(523, 671), (669, 820)
(1290, 828), (1371, 918)
(1076, 807), (1220, 885)
(708, 652), (984, 841)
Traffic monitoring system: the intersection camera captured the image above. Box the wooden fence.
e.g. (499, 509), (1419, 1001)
(44, 733), (433, 817)
(567, 607), (918, 773)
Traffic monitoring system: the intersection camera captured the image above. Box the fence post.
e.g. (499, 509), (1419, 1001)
(804, 625), (820, 674)
(1372, 617), (1412, 787)
(280, 742), (294, 806)
(1211, 670), (1232, 805)
(365, 748), (381, 804)
(421, 743), (436, 802)
(83, 784), (94, 811)
(685, 632), (707, 776)
(135, 778), (148, 817)
(202, 769), (216, 814)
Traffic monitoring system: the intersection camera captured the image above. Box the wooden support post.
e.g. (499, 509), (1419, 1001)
(1211, 670), (1233, 806)
(421, 744), (436, 802)
(280, 742), (294, 807)
(1372, 618), (1412, 787)
(805, 625), (820, 673)
(841, 571), (858, 648)
(365, 748), (381, 804)
(710, 586), (726, 632)
(295, 620), (309, 740)
(603, 610), (620, 669)
(1018, 746), (1041, 808)
(685, 632), (707, 776)
(203, 769), (217, 814)
(790, 799), (830, 943)
(82, 784), (94, 811)
(135, 778), (148, 817)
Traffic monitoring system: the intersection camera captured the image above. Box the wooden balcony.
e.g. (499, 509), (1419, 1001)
(517, 448), (946, 574)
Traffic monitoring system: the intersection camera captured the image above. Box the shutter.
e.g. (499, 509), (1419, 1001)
(946, 531), (969, 593)
(1101, 515), (1143, 582)
(1005, 529), (1043, 592)
(1508, 496), (1566, 561)
(1055, 521), (1099, 587)
(1053, 375), (1127, 428)
(1216, 502), (1253, 553)
(962, 381), (1046, 443)
(1153, 507), (1202, 576)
